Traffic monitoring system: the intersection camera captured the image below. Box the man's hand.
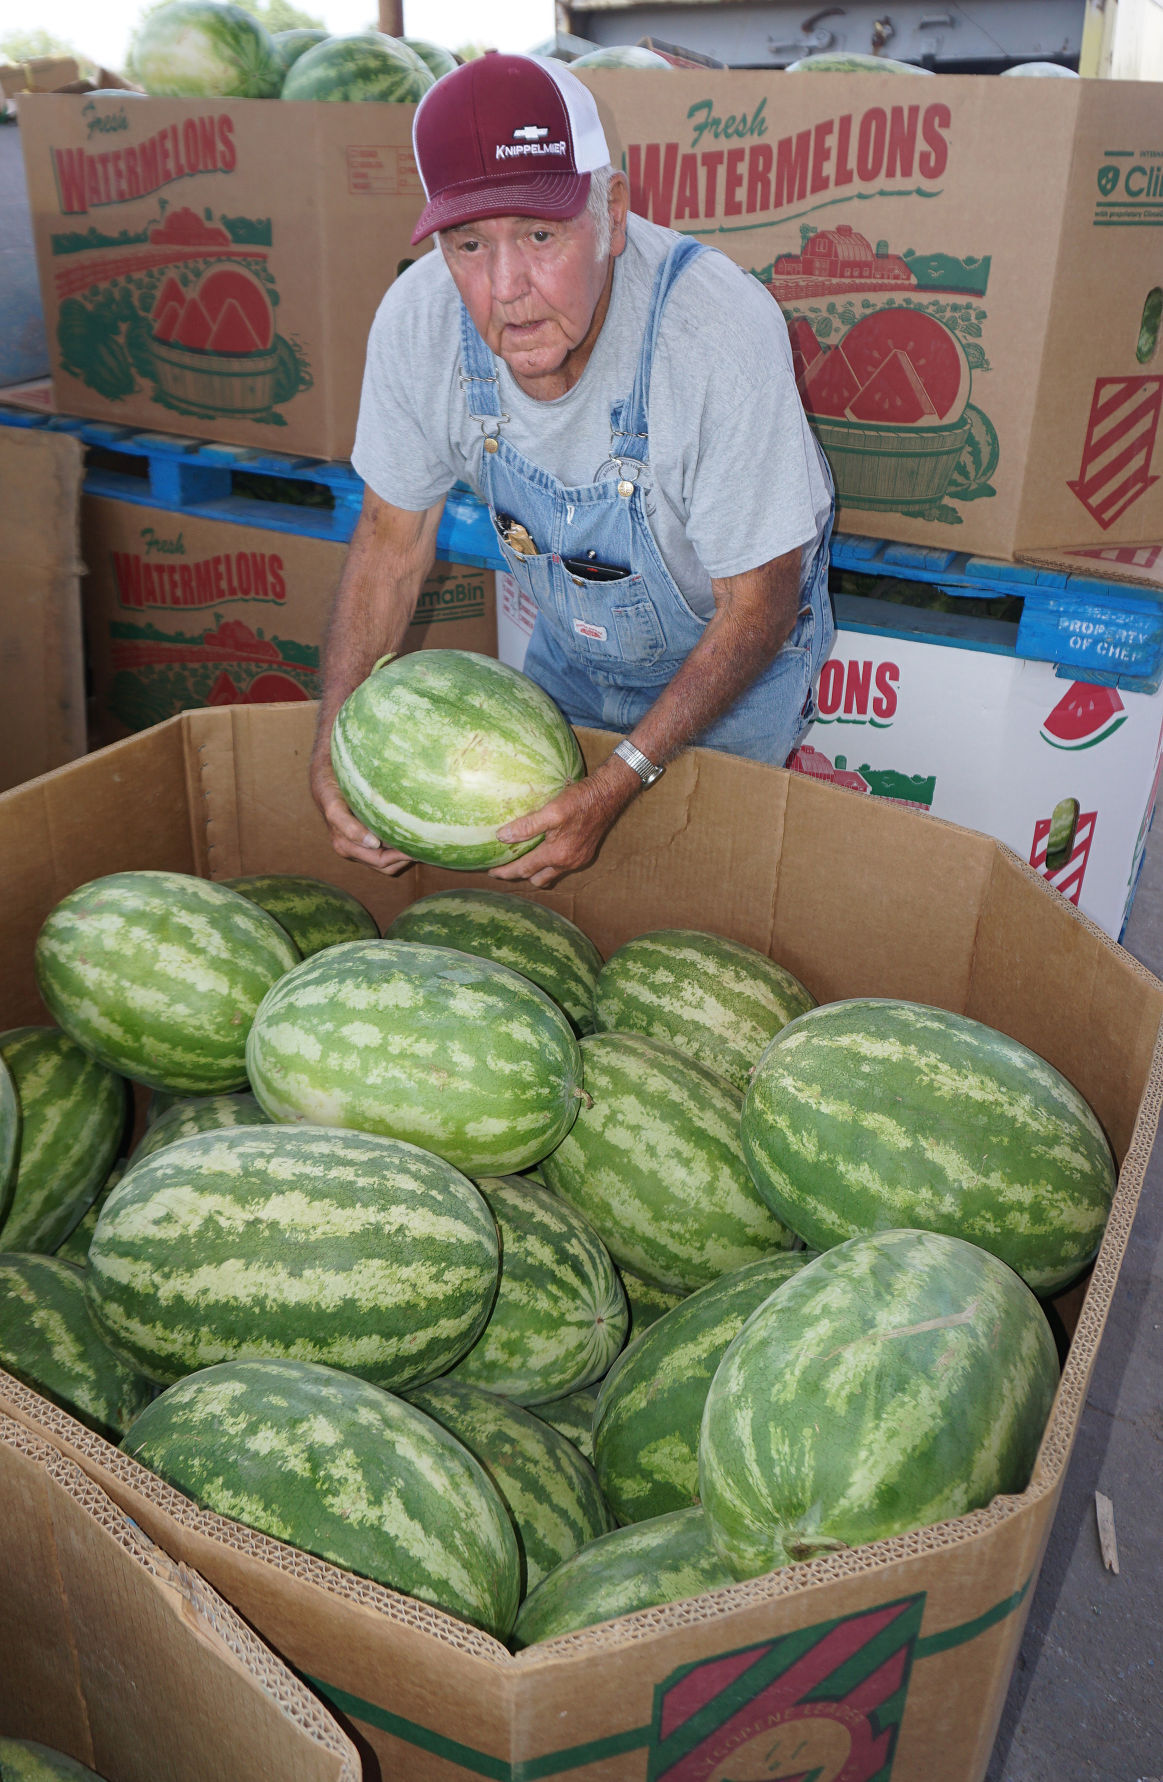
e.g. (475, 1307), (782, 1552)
(490, 767), (638, 889)
(309, 754), (416, 877)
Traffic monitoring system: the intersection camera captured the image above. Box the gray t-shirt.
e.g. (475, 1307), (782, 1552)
(352, 212), (832, 621)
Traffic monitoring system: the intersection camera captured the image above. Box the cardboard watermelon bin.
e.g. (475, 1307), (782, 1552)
(17, 92), (429, 459)
(81, 495), (497, 746)
(581, 68), (1163, 558)
(0, 1413), (360, 1781)
(0, 703), (1160, 1782)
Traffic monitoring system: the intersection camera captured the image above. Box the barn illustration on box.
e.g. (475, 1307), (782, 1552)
(108, 615), (318, 733)
(51, 205), (311, 423)
(761, 225), (997, 525)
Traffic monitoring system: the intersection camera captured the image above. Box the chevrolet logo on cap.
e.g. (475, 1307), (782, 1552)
(512, 125), (549, 141)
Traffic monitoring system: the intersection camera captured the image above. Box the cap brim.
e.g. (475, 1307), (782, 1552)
(410, 171), (591, 244)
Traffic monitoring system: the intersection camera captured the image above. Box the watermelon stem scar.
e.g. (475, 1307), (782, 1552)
(786, 1535), (851, 1561)
(574, 1087), (594, 1109)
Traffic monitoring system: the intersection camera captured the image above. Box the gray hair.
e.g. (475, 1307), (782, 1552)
(586, 164), (617, 261)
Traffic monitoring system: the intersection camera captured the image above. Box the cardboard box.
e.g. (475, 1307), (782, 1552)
(17, 93), (430, 458)
(1, 703), (1161, 1782)
(81, 495), (496, 744)
(0, 427), (86, 791)
(0, 1414), (360, 1781)
(581, 70), (1163, 557)
(789, 603), (1163, 939)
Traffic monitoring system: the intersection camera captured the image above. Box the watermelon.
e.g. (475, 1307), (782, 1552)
(1002, 62), (1078, 76)
(527, 1385), (599, 1461)
(0, 1050), (19, 1227)
(401, 36), (458, 80)
(0, 1028), (128, 1254)
(132, 0), (284, 96)
(594, 1252), (816, 1525)
(1040, 682), (1126, 750)
(840, 310), (971, 424)
(246, 940), (584, 1176)
(54, 1162), (126, 1269)
(123, 1358), (521, 1637)
(619, 1268), (685, 1338)
(699, 1229), (1060, 1578)
(189, 266), (274, 351)
(511, 1506), (735, 1649)
(740, 998), (1116, 1295)
(0, 1742), (109, 1781)
(131, 1092), (271, 1163)
(34, 872), (300, 1095)
(570, 45), (672, 69)
(590, 929), (815, 1093)
(798, 343), (861, 418)
(0, 1253), (154, 1441)
(406, 1380), (615, 1593)
(281, 32), (435, 102)
(86, 1125), (499, 1390)
(786, 51), (931, 72)
(272, 25), (328, 70)
(539, 1033), (797, 1294)
(223, 872), (379, 957)
(444, 1177), (627, 1403)
(386, 888), (602, 1036)
(330, 651), (585, 870)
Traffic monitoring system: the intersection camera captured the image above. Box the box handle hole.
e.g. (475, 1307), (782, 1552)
(1137, 288), (1162, 364)
(1046, 797), (1080, 872)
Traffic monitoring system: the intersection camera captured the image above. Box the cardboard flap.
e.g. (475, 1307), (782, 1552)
(0, 1416), (361, 1782)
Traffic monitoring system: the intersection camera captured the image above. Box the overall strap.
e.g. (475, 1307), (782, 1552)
(458, 300), (503, 421)
(613, 235), (709, 451)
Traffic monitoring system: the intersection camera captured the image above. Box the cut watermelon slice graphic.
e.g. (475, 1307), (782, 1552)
(834, 309), (971, 424)
(194, 266), (274, 351)
(150, 274), (186, 324)
(152, 299), (185, 344)
(174, 297), (214, 351)
(1040, 682), (1126, 750)
(847, 349), (939, 425)
(787, 316), (823, 382)
(799, 344), (861, 418)
(207, 298), (263, 355)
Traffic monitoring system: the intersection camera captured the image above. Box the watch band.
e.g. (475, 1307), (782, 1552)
(613, 739), (666, 788)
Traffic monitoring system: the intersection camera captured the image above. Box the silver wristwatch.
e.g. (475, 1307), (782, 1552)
(613, 739), (666, 788)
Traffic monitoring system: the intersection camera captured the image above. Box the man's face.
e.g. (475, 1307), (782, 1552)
(438, 191), (626, 395)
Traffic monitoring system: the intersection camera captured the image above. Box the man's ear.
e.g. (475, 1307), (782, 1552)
(609, 171), (631, 258)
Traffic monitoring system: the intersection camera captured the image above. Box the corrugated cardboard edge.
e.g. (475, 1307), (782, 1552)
(1014, 545), (1163, 593)
(0, 1415), (362, 1782)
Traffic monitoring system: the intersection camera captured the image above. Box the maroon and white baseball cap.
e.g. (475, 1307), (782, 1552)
(410, 52), (611, 245)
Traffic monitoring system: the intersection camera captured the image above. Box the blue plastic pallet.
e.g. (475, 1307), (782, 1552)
(831, 534), (1163, 694)
(4, 402), (1161, 689)
(0, 404), (506, 573)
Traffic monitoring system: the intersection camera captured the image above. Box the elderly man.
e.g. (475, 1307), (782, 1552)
(311, 51), (834, 888)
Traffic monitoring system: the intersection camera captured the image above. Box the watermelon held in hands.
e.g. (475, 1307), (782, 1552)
(331, 650), (585, 871)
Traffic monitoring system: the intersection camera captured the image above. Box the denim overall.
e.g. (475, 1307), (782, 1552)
(459, 235), (836, 766)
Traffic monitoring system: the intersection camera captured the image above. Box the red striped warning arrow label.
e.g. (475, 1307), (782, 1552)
(1068, 376), (1163, 529)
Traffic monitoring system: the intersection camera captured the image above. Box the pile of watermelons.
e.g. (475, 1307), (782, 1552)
(0, 653), (1115, 1650)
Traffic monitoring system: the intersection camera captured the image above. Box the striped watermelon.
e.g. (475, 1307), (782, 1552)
(401, 36), (457, 79)
(0, 1253), (154, 1441)
(699, 1229), (1060, 1579)
(54, 1161), (126, 1268)
(272, 25), (328, 69)
(331, 651), (585, 870)
(528, 1385), (599, 1461)
(446, 1177), (626, 1402)
(86, 1125), (499, 1389)
(570, 45), (672, 68)
(246, 940), (584, 1175)
(0, 1028), (128, 1254)
(594, 1252), (815, 1525)
(223, 873), (379, 957)
(386, 889), (602, 1036)
(133, 0), (285, 97)
(131, 1092), (271, 1163)
(123, 1358), (521, 1637)
(591, 930), (815, 1093)
(34, 872), (300, 1095)
(406, 1380), (615, 1593)
(0, 1052), (16, 1225)
(741, 999), (1116, 1294)
(619, 1268), (686, 1337)
(281, 32), (435, 101)
(786, 51), (931, 71)
(511, 1507), (734, 1649)
(0, 1742), (109, 1781)
(539, 1033), (797, 1293)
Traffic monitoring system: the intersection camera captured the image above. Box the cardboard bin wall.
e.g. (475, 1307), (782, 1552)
(0, 705), (1160, 1782)
(0, 1415), (360, 1782)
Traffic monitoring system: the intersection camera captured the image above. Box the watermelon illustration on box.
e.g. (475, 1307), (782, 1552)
(771, 228), (997, 525)
(108, 614), (318, 733)
(53, 207), (310, 424)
